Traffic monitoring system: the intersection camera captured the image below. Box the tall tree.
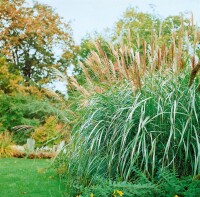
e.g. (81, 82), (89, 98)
(114, 8), (160, 45)
(0, 0), (76, 84)
(113, 8), (192, 47)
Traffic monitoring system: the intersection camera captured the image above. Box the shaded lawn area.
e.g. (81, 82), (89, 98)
(0, 158), (65, 197)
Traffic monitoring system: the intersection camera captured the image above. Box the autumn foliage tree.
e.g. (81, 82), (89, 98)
(0, 0), (76, 84)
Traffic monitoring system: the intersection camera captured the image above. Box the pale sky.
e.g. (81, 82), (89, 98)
(34, 0), (200, 44)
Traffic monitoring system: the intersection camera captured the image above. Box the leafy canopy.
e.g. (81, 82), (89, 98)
(0, 0), (76, 84)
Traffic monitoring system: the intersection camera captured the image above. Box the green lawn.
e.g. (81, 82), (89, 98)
(0, 158), (66, 197)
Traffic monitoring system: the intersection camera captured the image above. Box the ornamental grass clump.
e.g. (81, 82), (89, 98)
(56, 14), (200, 196)
(0, 131), (14, 158)
(57, 69), (199, 195)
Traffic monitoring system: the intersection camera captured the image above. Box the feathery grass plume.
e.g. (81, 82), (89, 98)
(189, 62), (200, 87)
(67, 16), (199, 97)
(68, 75), (90, 97)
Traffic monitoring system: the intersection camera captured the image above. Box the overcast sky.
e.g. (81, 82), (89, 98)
(34, 0), (200, 44)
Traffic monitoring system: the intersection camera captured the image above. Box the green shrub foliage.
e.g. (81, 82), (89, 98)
(0, 94), (67, 144)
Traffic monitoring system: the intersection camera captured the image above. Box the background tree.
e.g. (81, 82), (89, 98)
(0, 0), (76, 84)
(113, 7), (192, 47)
(113, 8), (160, 46)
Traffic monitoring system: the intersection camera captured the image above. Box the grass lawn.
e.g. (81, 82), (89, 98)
(0, 158), (66, 197)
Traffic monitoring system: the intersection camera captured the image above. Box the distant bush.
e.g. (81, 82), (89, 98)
(32, 116), (68, 147)
(0, 94), (68, 144)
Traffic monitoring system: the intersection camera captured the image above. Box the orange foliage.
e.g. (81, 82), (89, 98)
(31, 116), (68, 147)
(0, 0), (75, 83)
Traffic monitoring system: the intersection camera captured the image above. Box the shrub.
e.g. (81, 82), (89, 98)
(32, 116), (68, 147)
(0, 94), (68, 144)
(55, 165), (199, 197)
